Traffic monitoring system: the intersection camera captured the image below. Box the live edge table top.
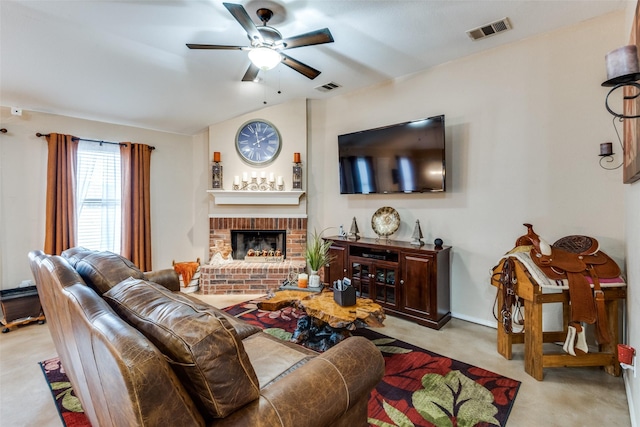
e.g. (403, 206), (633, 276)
(257, 290), (385, 329)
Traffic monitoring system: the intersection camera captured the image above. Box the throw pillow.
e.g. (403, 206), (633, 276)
(103, 278), (260, 420)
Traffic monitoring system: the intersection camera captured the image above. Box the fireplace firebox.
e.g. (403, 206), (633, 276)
(231, 230), (286, 260)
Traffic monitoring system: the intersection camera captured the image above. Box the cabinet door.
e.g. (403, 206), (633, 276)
(350, 260), (371, 298)
(401, 253), (435, 319)
(325, 243), (347, 285)
(373, 265), (399, 309)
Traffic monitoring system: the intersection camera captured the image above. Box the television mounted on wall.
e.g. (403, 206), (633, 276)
(338, 114), (446, 194)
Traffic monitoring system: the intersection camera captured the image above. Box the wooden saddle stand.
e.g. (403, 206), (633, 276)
(491, 224), (626, 380)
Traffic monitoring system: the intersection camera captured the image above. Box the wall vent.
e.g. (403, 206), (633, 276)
(466, 17), (512, 41)
(315, 82), (342, 92)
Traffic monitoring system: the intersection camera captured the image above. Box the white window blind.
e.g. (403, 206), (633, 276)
(76, 141), (121, 253)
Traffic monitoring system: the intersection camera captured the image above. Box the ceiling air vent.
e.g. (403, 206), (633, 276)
(466, 17), (512, 41)
(315, 82), (342, 92)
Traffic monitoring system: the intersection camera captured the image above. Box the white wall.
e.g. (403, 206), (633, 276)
(0, 107), (205, 289)
(208, 98), (308, 219)
(308, 11), (627, 326)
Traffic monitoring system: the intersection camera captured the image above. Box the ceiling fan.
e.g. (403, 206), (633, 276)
(187, 2), (334, 81)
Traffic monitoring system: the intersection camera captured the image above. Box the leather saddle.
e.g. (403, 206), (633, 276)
(515, 224), (621, 349)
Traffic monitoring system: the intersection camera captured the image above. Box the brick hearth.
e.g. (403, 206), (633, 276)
(199, 217), (307, 294)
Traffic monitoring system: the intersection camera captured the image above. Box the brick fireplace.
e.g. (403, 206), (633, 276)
(199, 217), (307, 294)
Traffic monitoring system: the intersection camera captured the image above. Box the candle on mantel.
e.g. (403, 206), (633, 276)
(260, 171), (266, 179)
(251, 171), (257, 179)
(269, 172), (275, 182)
(242, 172), (248, 182)
(277, 176), (284, 186)
(213, 152), (221, 162)
(294, 152), (301, 163)
(234, 176), (240, 186)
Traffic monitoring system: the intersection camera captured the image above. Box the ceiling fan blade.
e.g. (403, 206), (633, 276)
(241, 63), (260, 82)
(280, 53), (321, 80)
(281, 28), (334, 50)
(186, 43), (247, 50)
(223, 2), (264, 44)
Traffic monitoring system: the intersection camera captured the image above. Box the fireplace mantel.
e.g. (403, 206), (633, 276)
(207, 190), (305, 205)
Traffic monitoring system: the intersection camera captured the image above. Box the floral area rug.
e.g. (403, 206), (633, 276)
(39, 299), (520, 427)
(224, 299), (520, 427)
(38, 358), (89, 427)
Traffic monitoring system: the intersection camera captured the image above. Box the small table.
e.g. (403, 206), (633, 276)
(258, 290), (385, 350)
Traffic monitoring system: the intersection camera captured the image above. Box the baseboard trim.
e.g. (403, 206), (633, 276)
(623, 369), (637, 427)
(450, 311), (496, 329)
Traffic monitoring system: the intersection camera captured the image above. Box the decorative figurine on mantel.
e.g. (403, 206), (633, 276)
(348, 217), (360, 240)
(410, 219), (424, 246)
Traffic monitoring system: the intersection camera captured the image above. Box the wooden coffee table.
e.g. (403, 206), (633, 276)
(258, 289), (385, 330)
(258, 289), (384, 350)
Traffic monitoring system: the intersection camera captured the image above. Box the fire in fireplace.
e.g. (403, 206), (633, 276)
(231, 230), (286, 260)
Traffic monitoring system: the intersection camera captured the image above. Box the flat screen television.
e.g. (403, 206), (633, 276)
(338, 114), (446, 194)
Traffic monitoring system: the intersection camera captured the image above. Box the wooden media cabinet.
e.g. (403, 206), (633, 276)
(324, 237), (451, 329)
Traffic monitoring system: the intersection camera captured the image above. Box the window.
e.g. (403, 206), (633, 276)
(76, 141), (121, 252)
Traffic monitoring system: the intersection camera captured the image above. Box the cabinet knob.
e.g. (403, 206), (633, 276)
(343, 269), (347, 273)
(400, 280), (404, 285)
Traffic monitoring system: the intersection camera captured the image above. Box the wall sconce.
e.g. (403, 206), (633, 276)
(603, 45), (640, 119)
(599, 45), (639, 170)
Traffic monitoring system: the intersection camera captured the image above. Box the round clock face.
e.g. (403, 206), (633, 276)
(235, 120), (281, 165)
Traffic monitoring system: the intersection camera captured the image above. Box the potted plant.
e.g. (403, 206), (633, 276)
(305, 228), (334, 288)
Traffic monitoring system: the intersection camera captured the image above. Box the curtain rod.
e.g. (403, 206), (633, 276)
(35, 133), (155, 150)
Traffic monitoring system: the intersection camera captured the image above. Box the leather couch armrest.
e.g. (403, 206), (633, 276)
(144, 269), (180, 292)
(217, 336), (384, 426)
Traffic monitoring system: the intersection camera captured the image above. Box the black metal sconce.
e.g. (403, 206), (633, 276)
(599, 45), (639, 169)
(603, 45), (640, 119)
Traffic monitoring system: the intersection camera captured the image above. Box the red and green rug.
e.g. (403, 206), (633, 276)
(40, 299), (520, 427)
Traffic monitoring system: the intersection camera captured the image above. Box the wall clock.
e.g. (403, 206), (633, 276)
(235, 119), (281, 165)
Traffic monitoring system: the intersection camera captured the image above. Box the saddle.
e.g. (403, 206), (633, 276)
(500, 224), (621, 355)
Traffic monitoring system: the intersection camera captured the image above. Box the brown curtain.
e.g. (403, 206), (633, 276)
(44, 133), (78, 255)
(120, 142), (153, 271)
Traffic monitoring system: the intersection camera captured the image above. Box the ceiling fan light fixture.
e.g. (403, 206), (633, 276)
(248, 47), (281, 70)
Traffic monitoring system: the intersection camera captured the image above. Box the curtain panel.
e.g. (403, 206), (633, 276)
(44, 133), (78, 255)
(120, 142), (153, 271)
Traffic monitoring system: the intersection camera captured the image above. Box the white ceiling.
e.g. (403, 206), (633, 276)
(0, 0), (628, 135)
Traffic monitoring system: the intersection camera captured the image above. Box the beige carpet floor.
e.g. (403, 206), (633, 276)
(0, 293), (631, 426)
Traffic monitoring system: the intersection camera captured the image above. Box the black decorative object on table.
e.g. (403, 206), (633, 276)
(434, 238), (444, 250)
(290, 316), (350, 352)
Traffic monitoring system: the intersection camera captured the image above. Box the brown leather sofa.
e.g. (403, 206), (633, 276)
(29, 248), (385, 427)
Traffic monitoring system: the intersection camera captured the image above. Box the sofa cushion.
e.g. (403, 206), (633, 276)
(103, 278), (260, 420)
(60, 247), (94, 267)
(75, 251), (145, 294)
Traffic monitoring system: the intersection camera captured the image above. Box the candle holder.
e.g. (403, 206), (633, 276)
(292, 162), (302, 190)
(233, 175), (282, 191)
(598, 140), (623, 171)
(212, 162), (223, 189)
